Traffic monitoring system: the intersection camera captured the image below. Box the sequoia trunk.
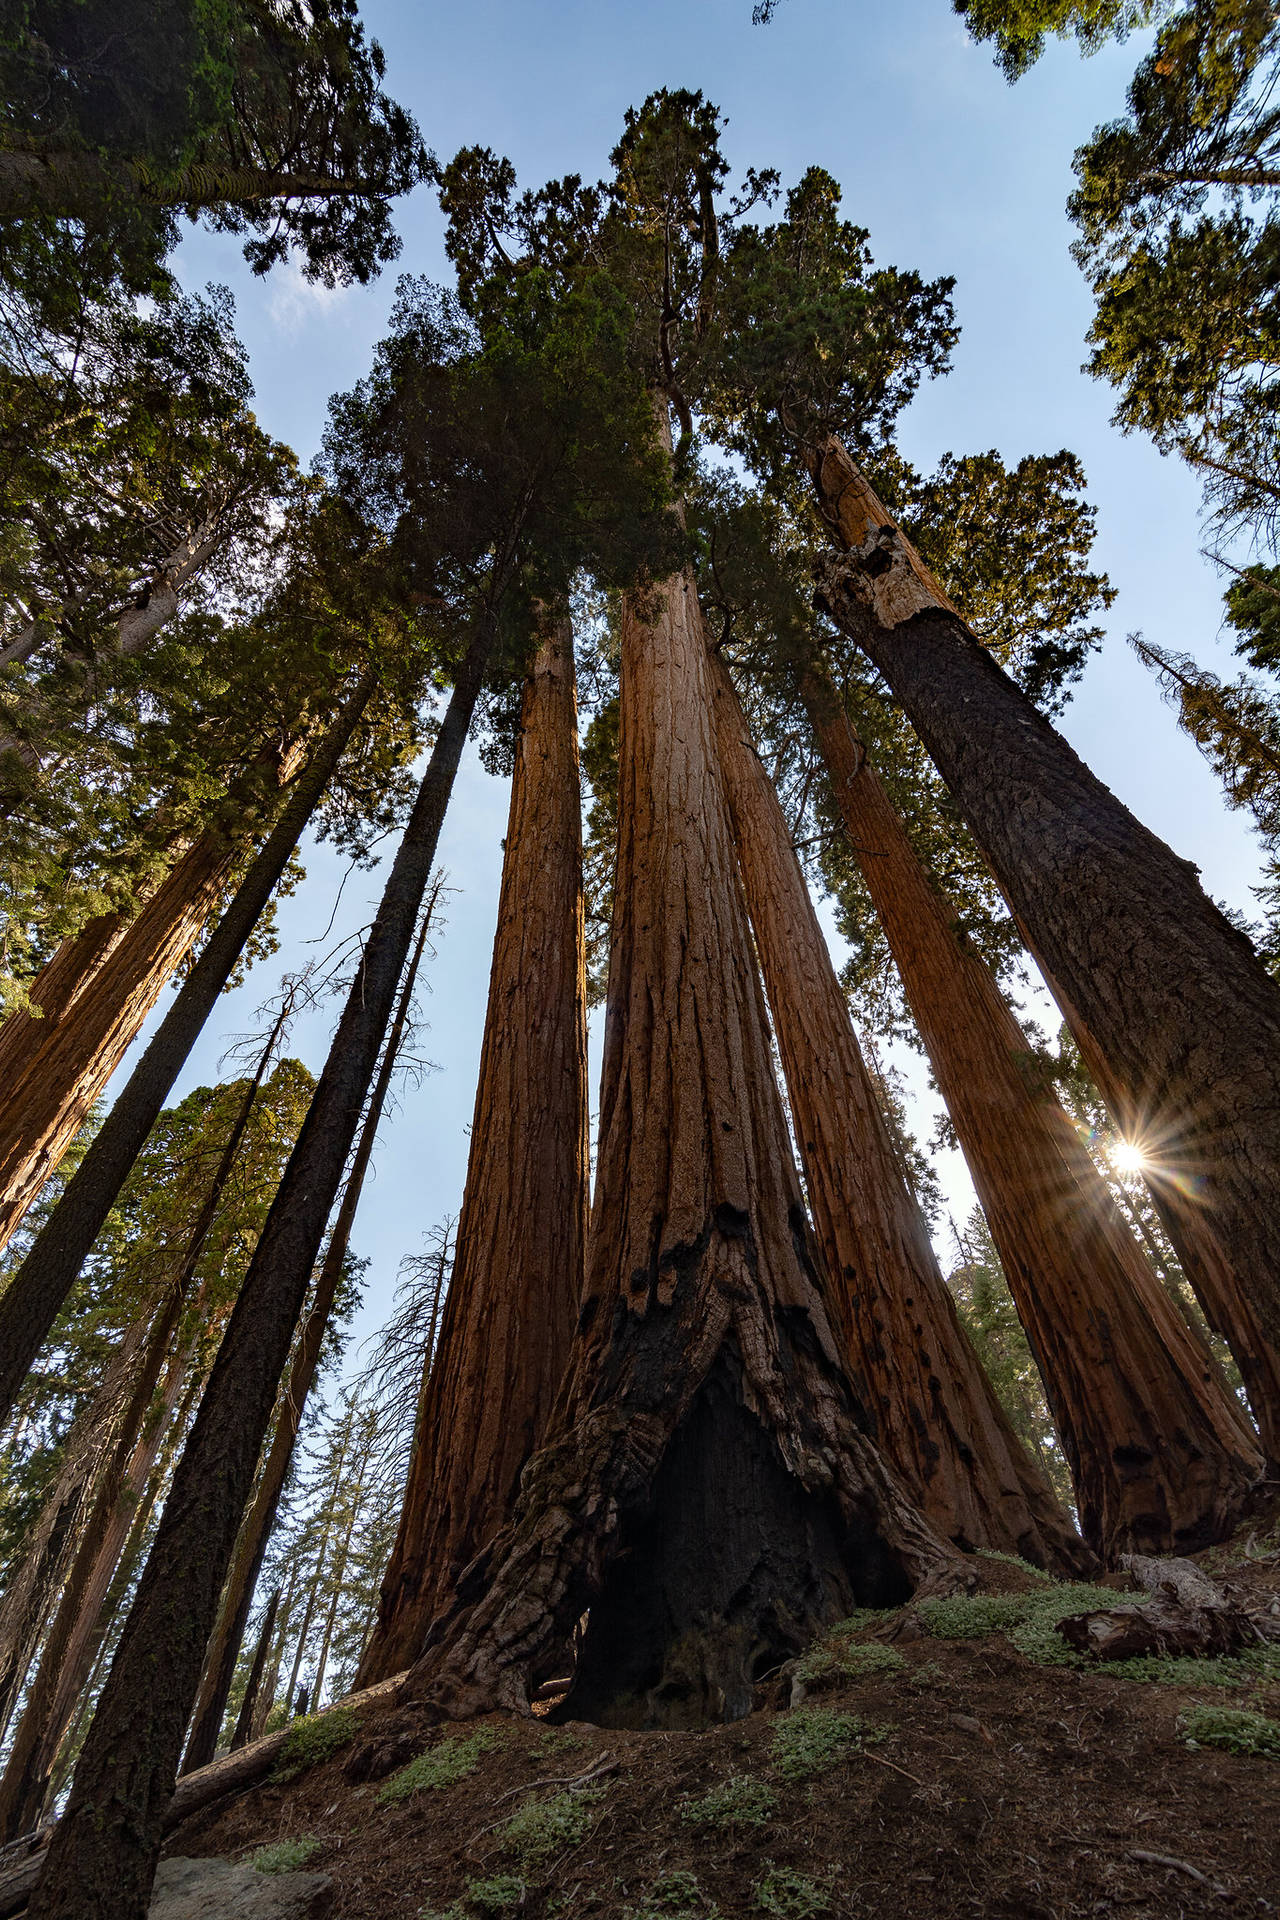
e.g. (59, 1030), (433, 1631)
(706, 640), (1088, 1571)
(806, 432), (1280, 1350)
(0, 832), (237, 1257)
(362, 619), (589, 1683)
(1047, 982), (1280, 1468)
(0, 671), (376, 1425)
(800, 655), (1262, 1557)
(29, 616), (494, 1920)
(401, 430), (958, 1734)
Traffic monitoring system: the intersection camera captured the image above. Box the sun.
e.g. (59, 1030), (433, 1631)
(1111, 1140), (1148, 1175)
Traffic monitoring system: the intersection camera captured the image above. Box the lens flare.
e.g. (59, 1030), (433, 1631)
(1111, 1140), (1147, 1175)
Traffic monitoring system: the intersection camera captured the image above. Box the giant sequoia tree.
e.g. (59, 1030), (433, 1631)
(362, 616), (589, 1681)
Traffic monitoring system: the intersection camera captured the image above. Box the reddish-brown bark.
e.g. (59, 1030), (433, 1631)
(805, 431), (1280, 1358)
(800, 654), (1263, 1557)
(0, 833), (236, 1255)
(1045, 983), (1280, 1469)
(361, 619), (590, 1683)
(402, 442), (959, 1729)
(706, 640), (1089, 1571)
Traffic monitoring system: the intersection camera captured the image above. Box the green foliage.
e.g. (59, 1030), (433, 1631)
(769, 1708), (887, 1781)
(1104, 1647), (1280, 1687)
(1180, 1703), (1280, 1756)
(248, 1837), (322, 1874)
(1069, 2), (1280, 547)
(917, 1593), (1041, 1639)
(0, 0), (428, 308)
(952, 0), (1162, 76)
(795, 1635), (906, 1685)
(1128, 634), (1280, 972)
(499, 1787), (606, 1864)
(974, 1549), (1055, 1584)
(753, 1866), (835, 1917)
(272, 1705), (359, 1782)
(680, 1775), (778, 1828)
(376, 1728), (499, 1804)
(418, 1877), (526, 1919)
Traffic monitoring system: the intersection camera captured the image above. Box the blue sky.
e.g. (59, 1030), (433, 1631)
(139, 0), (1269, 1359)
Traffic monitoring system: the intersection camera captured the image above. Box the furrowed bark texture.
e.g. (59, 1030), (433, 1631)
(706, 641), (1088, 1572)
(0, 832), (236, 1260)
(362, 620), (589, 1684)
(182, 890), (435, 1774)
(0, 672), (376, 1427)
(0, 914), (126, 1084)
(403, 515), (958, 1733)
(1047, 975), (1280, 1469)
(806, 431), (1280, 1352)
(28, 621), (493, 1920)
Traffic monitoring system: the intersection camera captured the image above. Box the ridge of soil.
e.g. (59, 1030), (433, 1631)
(169, 1532), (1280, 1919)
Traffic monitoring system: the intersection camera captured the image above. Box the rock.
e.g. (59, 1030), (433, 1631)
(150, 1856), (332, 1918)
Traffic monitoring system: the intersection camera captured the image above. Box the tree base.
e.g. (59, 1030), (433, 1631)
(556, 1357), (912, 1729)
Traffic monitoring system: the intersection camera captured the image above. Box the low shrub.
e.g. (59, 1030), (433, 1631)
(1180, 1704), (1280, 1759)
(795, 1637), (906, 1685)
(500, 1786), (605, 1863)
(754, 1865), (835, 1916)
(377, 1728), (499, 1805)
(248, 1836), (321, 1874)
(770, 1707), (886, 1781)
(623, 1870), (719, 1918)
(271, 1707), (359, 1782)
(680, 1774), (777, 1828)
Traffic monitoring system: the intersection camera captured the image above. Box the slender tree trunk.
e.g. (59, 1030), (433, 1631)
(1048, 980), (1280, 1468)
(706, 639), (1088, 1570)
(309, 1431), (372, 1711)
(29, 615), (495, 1920)
(229, 1591), (280, 1754)
(0, 1039), (274, 1841)
(799, 654), (1263, 1556)
(0, 670), (377, 1426)
(805, 431), (1280, 1348)
(249, 1562), (299, 1745)
(362, 619), (589, 1683)
(181, 887), (435, 1773)
(401, 438), (958, 1732)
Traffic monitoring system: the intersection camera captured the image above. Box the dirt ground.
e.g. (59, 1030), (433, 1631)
(171, 1534), (1280, 1920)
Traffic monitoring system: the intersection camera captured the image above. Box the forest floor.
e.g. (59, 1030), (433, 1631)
(171, 1523), (1280, 1920)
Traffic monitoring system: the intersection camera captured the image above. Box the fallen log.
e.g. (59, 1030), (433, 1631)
(1057, 1596), (1280, 1662)
(0, 1672), (406, 1915)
